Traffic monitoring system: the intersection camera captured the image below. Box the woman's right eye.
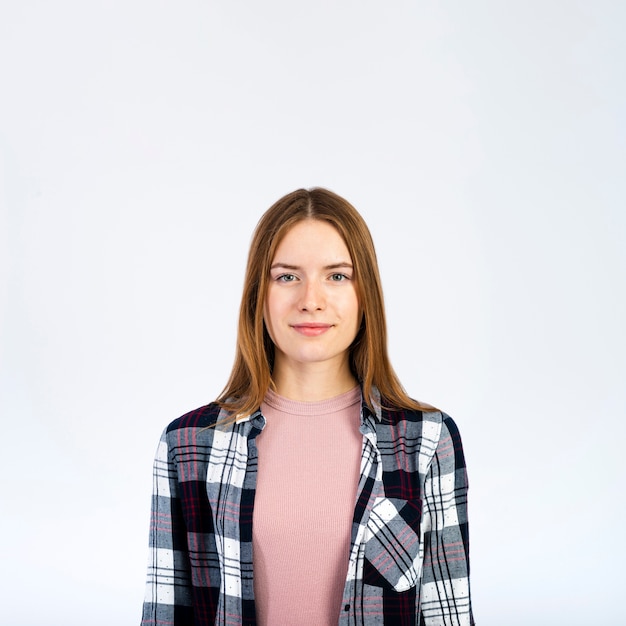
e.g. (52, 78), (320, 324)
(276, 273), (297, 282)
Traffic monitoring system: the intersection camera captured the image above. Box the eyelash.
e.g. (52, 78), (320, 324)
(276, 274), (297, 282)
(274, 273), (351, 283)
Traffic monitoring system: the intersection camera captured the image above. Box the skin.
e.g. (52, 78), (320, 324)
(264, 219), (362, 401)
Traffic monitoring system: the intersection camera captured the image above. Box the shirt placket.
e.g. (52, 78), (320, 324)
(339, 411), (384, 625)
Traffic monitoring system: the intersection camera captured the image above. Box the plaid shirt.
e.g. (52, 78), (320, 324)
(141, 394), (474, 626)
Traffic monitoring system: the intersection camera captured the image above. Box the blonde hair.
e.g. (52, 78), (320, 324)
(217, 187), (431, 419)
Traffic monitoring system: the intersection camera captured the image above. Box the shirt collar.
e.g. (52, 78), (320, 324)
(228, 385), (384, 427)
(361, 385), (383, 423)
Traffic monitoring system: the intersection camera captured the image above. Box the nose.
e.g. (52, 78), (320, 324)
(299, 280), (325, 311)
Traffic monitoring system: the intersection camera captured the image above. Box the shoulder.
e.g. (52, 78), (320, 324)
(438, 412), (469, 472)
(375, 406), (445, 451)
(392, 408), (470, 477)
(160, 403), (229, 470)
(155, 404), (224, 486)
(381, 404), (462, 434)
(439, 411), (463, 440)
(373, 407), (459, 479)
(378, 404), (444, 428)
(165, 402), (224, 433)
(378, 406), (466, 456)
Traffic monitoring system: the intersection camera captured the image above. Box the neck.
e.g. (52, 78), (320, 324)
(271, 359), (358, 402)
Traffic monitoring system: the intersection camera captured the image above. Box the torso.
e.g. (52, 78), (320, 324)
(253, 386), (362, 626)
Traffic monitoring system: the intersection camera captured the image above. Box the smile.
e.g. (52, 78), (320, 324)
(291, 324), (333, 337)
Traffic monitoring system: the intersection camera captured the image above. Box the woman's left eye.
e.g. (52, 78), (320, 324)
(330, 273), (349, 281)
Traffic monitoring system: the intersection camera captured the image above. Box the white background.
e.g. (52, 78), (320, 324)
(1, 1), (624, 624)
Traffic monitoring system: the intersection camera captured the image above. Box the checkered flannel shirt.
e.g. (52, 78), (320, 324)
(141, 394), (474, 625)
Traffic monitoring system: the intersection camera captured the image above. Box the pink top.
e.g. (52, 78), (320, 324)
(253, 386), (362, 626)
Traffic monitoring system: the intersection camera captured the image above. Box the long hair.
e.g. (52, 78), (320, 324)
(217, 187), (431, 419)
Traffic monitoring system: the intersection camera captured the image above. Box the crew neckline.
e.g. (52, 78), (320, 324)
(262, 386), (361, 416)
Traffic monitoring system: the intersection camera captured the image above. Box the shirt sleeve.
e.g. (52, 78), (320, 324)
(141, 428), (195, 625)
(420, 415), (475, 625)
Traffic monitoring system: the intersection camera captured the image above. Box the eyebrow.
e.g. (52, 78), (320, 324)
(270, 262), (354, 271)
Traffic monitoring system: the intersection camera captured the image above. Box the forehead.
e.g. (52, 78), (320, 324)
(273, 219), (351, 260)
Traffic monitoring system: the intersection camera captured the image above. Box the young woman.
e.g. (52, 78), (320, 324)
(141, 188), (474, 626)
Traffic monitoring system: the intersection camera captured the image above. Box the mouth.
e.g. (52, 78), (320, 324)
(291, 323), (333, 337)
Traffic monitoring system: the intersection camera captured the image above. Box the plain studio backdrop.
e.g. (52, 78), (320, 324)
(1, 1), (624, 624)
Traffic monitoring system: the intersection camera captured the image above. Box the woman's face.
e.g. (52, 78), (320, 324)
(264, 219), (361, 376)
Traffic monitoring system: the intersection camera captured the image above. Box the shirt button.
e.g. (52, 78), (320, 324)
(344, 604), (350, 611)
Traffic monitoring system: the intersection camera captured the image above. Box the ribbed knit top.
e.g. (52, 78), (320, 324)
(253, 386), (362, 626)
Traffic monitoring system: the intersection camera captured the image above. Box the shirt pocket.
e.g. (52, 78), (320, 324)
(363, 496), (423, 592)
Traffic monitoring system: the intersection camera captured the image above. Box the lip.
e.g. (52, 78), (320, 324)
(291, 323), (333, 337)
